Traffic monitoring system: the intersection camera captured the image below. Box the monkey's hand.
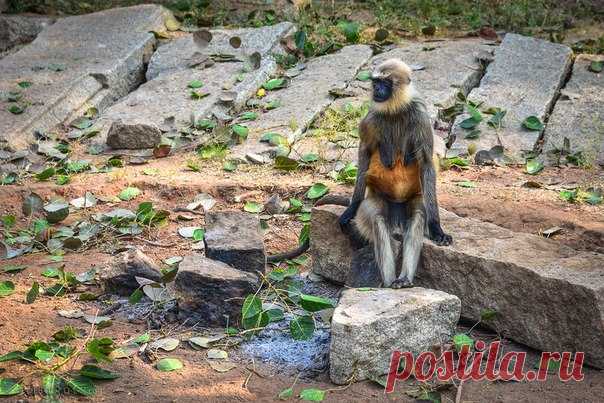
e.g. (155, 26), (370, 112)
(428, 222), (452, 246)
(338, 202), (359, 231)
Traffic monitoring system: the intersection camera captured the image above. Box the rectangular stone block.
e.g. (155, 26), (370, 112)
(311, 205), (604, 368)
(204, 211), (266, 274)
(0, 5), (170, 150)
(541, 54), (604, 167)
(450, 34), (572, 160)
(330, 287), (460, 384)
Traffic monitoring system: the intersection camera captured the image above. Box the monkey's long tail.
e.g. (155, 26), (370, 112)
(266, 194), (350, 263)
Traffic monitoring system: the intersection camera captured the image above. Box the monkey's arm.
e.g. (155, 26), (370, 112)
(338, 143), (370, 229)
(416, 114), (452, 246)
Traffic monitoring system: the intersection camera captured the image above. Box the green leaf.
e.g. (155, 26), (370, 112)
(453, 333), (474, 352)
(66, 376), (96, 396)
(287, 198), (303, 213)
(42, 267), (60, 278)
(118, 187), (141, 201)
(446, 156), (470, 167)
(188, 80), (203, 88)
(265, 99), (281, 110)
(261, 132), (288, 146)
(487, 108), (506, 129)
(263, 78), (287, 90)
(278, 387), (294, 400)
(133, 333), (150, 345)
(467, 105), (482, 122)
(42, 374), (63, 400)
(71, 117), (92, 130)
(294, 30), (307, 49)
(223, 160), (236, 172)
(298, 223), (310, 245)
(53, 325), (81, 342)
(86, 338), (114, 363)
(0, 378), (23, 396)
(193, 228), (205, 241)
(8, 104), (25, 114)
(266, 308), (285, 322)
(196, 119), (217, 130)
(299, 388), (326, 401)
(589, 60), (603, 73)
(480, 308), (497, 321)
(0, 281), (15, 297)
(289, 315), (315, 340)
(306, 183), (328, 199)
(585, 189), (603, 205)
(239, 111), (258, 121)
(0, 351), (23, 363)
(559, 189), (578, 203)
(18, 81), (32, 88)
(1, 172), (17, 185)
(244, 201), (264, 213)
(156, 358), (183, 371)
(456, 180), (476, 188)
(79, 364), (120, 379)
(35, 167), (56, 181)
(55, 174), (70, 185)
(232, 124), (249, 139)
(459, 117), (479, 129)
(522, 116), (544, 131)
(242, 295), (263, 319)
(301, 153), (319, 163)
(274, 156), (299, 171)
(464, 129), (480, 139)
(26, 281), (39, 304)
(356, 70), (371, 81)
(526, 159), (544, 175)
(129, 288), (143, 304)
(45, 283), (66, 297)
(35, 349), (55, 362)
(337, 20), (360, 43)
(1, 265), (26, 273)
(299, 294), (335, 312)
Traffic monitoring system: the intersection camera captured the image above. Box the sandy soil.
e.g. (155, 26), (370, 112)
(1, 147), (603, 402)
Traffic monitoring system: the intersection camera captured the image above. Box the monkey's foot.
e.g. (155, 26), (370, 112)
(391, 278), (414, 289)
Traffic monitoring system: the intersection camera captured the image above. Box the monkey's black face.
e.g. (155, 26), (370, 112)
(372, 78), (393, 102)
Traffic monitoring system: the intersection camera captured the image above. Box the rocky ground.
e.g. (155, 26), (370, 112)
(0, 3), (603, 403)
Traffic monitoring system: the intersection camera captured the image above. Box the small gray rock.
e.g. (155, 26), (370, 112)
(175, 254), (259, 326)
(330, 288), (461, 384)
(106, 121), (162, 149)
(204, 211), (266, 274)
(100, 248), (162, 296)
(264, 194), (287, 215)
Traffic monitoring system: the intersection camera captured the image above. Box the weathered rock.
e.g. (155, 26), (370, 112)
(541, 54), (604, 166)
(0, 14), (55, 52)
(175, 254), (259, 326)
(230, 45), (373, 161)
(311, 205), (604, 368)
(450, 34), (572, 160)
(100, 248), (162, 296)
(0, 0), (7, 13)
(106, 120), (162, 149)
(330, 287), (461, 384)
(146, 22), (294, 80)
(96, 23), (294, 150)
(0, 5), (170, 150)
(204, 211), (266, 274)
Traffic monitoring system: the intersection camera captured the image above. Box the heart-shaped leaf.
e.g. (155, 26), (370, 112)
(188, 80), (203, 89)
(66, 376), (95, 396)
(356, 70), (371, 81)
(263, 78), (287, 90)
(526, 159), (544, 175)
(306, 183), (328, 199)
(453, 333), (474, 351)
(299, 388), (326, 401)
(0, 378), (23, 396)
(79, 364), (120, 379)
(0, 281), (15, 297)
(244, 201), (264, 213)
(289, 315), (314, 340)
(118, 187), (141, 201)
(522, 116), (544, 131)
(156, 357), (183, 372)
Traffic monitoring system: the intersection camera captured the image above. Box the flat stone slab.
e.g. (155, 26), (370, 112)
(450, 33), (572, 160)
(175, 254), (259, 326)
(0, 14), (55, 52)
(146, 22), (294, 80)
(330, 287), (460, 384)
(230, 45), (372, 160)
(204, 211), (266, 274)
(0, 5), (170, 150)
(311, 205), (604, 368)
(541, 54), (604, 166)
(96, 23), (293, 150)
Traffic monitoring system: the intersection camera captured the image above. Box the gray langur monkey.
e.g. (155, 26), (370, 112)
(338, 58), (452, 288)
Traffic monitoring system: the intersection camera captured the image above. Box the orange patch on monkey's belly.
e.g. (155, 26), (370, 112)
(365, 152), (421, 202)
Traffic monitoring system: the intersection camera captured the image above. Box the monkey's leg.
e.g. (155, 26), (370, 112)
(354, 197), (396, 287)
(392, 196), (425, 289)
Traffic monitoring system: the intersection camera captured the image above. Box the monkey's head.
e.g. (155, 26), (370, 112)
(371, 59), (413, 114)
